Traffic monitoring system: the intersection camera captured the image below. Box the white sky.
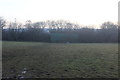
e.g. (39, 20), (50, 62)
(0, 0), (119, 27)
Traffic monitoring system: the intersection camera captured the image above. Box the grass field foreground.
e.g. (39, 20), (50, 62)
(2, 41), (118, 78)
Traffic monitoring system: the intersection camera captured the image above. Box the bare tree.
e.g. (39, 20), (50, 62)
(0, 17), (6, 29)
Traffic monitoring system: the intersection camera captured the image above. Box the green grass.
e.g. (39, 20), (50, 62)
(2, 41), (118, 78)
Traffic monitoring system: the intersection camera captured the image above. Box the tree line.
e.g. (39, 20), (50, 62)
(0, 17), (119, 43)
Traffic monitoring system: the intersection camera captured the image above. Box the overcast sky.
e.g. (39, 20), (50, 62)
(0, 0), (119, 27)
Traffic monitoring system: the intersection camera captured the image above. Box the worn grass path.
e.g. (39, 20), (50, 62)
(2, 41), (118, 78)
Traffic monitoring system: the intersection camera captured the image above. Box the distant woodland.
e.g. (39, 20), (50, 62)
(0, 17), (119, 43)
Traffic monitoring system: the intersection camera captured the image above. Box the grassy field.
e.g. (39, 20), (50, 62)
(2, 41), (118, 78)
